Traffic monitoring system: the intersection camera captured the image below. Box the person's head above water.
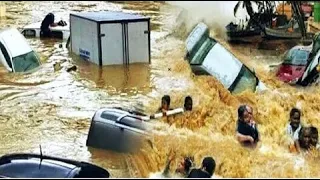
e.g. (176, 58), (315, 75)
(201, 157), (216, 177)
(161, 95), (171, 110)
(289, 108), (301, 130)
(184, 96), (193, 111)
(175, 156), (193, 175)
(310, 126), (319, 147)
(238, 105), (251, 123)
(299, 127), (312, 150)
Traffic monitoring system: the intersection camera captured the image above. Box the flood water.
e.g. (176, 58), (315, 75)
(1, 1), (320, 178)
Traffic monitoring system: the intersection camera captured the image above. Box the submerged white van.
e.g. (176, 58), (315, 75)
(0, 28), (41, 72)
(185, 23), (267, 94)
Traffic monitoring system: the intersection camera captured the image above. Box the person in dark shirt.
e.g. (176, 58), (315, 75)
(40, 13), (66, 38)
(236, 105), (259, 147)
(187, 156), (215, 178)
(184, 96), (193, 111)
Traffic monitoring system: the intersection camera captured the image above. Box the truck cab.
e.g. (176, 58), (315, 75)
(185, 22), (267, 94)
(0, 28), (41, 73)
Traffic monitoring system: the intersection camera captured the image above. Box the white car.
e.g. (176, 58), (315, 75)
(21, 22), (70, 40)
(0, 28), (41, 72)
(185, 22), (267, 94)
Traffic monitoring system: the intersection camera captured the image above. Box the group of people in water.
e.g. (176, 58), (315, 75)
(158, 95), (193, 113)
(161, 152), (215, 178)
(236, 105), (319, 152)
(157, 94), (320, 178)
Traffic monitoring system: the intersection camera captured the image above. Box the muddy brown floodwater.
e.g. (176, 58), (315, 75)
(1, 1), (320, 178)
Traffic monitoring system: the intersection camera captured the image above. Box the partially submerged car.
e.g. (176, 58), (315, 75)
(0, 153), (110, 178)
(86, 107), (149, 153)
(0, 28), (41, 72)
(185, 22), (267, 94)
(21, 21), (70, 40)
(276, 45), (312, 83)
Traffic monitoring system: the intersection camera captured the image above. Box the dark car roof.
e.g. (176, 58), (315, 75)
(0, 154), (110, 178)
(100, 109), (147, 131)
(0, 159), (79, 178)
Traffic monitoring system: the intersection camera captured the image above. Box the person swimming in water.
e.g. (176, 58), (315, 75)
(162, 150), (194, 178)
(236, 105), (259, 147)
(187, 156), (216, 178)
(40, 13), (67, 38)
(184, 96), (193, 111)
(286, 108), (303, 141)
(158, 95), (171, 113)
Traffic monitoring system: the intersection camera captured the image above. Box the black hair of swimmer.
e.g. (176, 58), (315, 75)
(237, 105), (247, 121)
(290, 108), (301, 119)
(202, 157), (216, 177)
(184, 96), (193, 111)
(310, 126), (318, 135)
(162, 95), (171, 106)
(184, 157), (193, 173)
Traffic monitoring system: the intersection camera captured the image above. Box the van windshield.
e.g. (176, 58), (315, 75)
(12, 51), (40, 72)
(283, 49), (309, 65)
(229, 65), (257, 94)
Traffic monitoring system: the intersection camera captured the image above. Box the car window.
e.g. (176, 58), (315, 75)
(100, 111), (121, 121)
(229, 65), (257, 94)
(22, 29), (36, 37)
(11, 51), (40, 72)
(283, 49), (309, 65)
(117, 116), (145, 131)
(0, 42), (12, 68)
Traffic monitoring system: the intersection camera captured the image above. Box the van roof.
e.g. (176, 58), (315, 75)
(71, 11), (150, 23)
(0, 28), (32, 57)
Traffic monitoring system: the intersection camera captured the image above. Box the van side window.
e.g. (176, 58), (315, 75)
(100, 111), (120, 121)
(23, 29), (36, 37)
(117, 116), (145, 130)
(0, 42), (12, 68)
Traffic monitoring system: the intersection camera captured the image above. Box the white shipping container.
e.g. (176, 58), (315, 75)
(70, 11), (151, 66)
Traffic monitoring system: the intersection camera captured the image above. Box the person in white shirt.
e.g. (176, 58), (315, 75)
(286, 108), (303, 141)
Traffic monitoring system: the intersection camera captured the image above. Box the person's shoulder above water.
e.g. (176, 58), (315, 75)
(187, 168), (211, 178)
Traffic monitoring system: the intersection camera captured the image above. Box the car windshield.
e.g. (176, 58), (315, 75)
(12, 51), (40, 72)
(283, 49), (309, 65)
(230, 65), (257, 94)
(188, 37), (217, 65)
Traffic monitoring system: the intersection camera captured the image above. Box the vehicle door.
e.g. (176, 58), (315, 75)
(115, 116), (147, 152)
